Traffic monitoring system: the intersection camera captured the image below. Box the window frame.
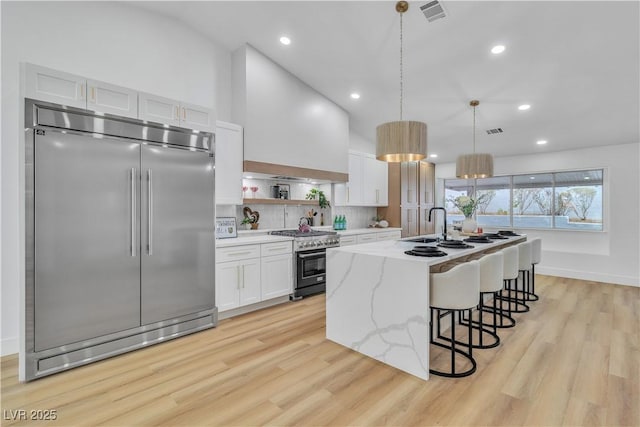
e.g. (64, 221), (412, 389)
(442, 167), (607, 233)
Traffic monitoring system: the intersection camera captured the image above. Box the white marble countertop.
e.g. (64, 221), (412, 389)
(216, 234), (293, 248)
(326, 233), (525, 381)
(335, 227), (402, 236)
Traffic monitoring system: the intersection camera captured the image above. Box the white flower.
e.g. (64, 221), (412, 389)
(457, 196), (471, 206)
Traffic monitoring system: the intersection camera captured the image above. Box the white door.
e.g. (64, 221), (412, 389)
(25, 64), (86, 109)
(239, 259), (261, 306)
(375, 158), (389, 206)
(215, 121), (244, 205)
(261, 254), (293, 300)
(87, 79), (138, 118)
(138, 92), (181, 127)
(181, 102), (215, 132)
(215, 261), (242, 312)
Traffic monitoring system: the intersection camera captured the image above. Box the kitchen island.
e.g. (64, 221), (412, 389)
(325, 234), (525, 380)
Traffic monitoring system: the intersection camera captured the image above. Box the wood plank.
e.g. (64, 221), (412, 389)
(1, 275), (638, 427)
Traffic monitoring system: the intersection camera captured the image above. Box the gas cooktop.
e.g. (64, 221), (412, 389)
(270, 229), (337, 238)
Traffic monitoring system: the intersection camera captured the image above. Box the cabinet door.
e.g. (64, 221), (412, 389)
(362, 155), (378, 205)
(356, 233), (378, 244)
(34, 130), (140, 351)
(419, 161), (435, 205)
(215, 121), (243, 205)
(419, 205), (436, 235)
(401, 162), (419, 206)
(87, 79), (138, 118)
(138, 92), (181, 127)
(401, 208), (419, 238)
(216, 261), (242, 312)
(346, 152), (363, 205)
(261, 254), (293, 300)
(374, 157), (389, 206)
(181, 102), (215, 132)
(339, 235), (357, 246)
(141, 145), (215, 324)
(25, 64), (86, 108)
(333, 183), (347, 206)
(239, 259), (261, 306)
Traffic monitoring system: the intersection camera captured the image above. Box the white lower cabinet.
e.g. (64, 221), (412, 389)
(339, 235), (358, 246)
(216, 258), (261, 312)
(376, 230), (402, 241)
(261, 254), (293, 300)
(216, 241), (293, 314)
(356, 233), (378, 244)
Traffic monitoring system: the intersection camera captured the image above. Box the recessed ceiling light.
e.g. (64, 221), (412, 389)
(529, 176), (536, 180)
(350, 93), (360, 100)
(245, 176), (253, 179)
(536, 140), (548, 145)
(279, 36), (291, 45)
(584, 176), (591, 180)
(311, 181), (318, 185)
(518, 104), (531, 111)
(429, 154), (438, 158)
(491, 45), (505, 54)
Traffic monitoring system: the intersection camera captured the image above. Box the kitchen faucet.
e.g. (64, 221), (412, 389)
(428, 207), (447, 241)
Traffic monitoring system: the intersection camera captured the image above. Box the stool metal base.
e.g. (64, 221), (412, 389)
(495, 278), (530, 313)
(430, 308), (477, 378)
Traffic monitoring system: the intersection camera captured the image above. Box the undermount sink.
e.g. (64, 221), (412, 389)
(406, 237), (439, 243)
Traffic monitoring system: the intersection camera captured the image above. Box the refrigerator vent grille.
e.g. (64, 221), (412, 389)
(420, 1), (447, 22)
(486, 128), (504, 135)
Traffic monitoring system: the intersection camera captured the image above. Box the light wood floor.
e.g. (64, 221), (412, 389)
(1, 275), (638, 426)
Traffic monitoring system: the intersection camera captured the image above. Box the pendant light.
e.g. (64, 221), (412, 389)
(456, 100), (494, 178)
(376, 1), (427, 163)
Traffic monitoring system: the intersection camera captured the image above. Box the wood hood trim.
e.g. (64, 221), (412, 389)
(243, 160), (348, 183)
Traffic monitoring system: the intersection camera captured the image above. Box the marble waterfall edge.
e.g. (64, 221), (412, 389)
(326, 249), (431, 380)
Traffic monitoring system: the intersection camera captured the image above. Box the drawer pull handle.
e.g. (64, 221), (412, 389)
(228, 251), (252, 256)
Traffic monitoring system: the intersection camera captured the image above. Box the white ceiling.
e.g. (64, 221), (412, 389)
(131, 1), (639, 163)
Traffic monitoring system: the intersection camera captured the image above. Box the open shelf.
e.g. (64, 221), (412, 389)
(242, 198), (319, 206)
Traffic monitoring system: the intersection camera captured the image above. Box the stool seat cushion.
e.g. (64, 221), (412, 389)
(430, 260), (480, 310)
(502, 246), (519, 280)
(479, 251), (504, 293)
(531, 238), (542, 265)
(517, 241), (532, 271)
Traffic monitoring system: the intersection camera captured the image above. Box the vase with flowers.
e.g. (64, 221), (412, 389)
(449, 195), (486, 233)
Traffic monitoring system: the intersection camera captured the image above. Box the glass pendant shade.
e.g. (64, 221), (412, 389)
(376, 120), (427, 162)
(455, 153), (494, 178)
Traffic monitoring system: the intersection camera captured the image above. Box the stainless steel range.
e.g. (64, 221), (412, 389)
(270, 229), (340, 298)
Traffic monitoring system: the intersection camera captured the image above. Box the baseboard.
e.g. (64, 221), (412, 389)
(1, 337), (19, 356)
(219, 295), (291, 320)
(537, 266), (639, 287)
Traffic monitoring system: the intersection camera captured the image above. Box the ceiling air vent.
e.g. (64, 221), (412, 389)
(486, 128), (504, 135)
(420, 1), (447, 22)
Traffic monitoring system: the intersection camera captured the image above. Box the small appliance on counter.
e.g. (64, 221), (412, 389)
(270, 183), (290, 199)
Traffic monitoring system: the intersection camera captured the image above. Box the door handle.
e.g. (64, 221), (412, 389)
(241, 265), (245, 288)
(147, 169), (153, 255)
(90, 86), (96, 103)
(130, 168), (136, 257)
(237, 266), (241, 290)
(175, 106), (180, 120)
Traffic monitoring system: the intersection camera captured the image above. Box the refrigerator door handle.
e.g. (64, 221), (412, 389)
(147, 169), (153, 255)
(130, 168), (136, 257)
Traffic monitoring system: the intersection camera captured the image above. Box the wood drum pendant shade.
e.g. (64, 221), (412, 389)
(376, 121), (427, 162)
(456, 100), (494, 178)
(375, 1), (428, 163)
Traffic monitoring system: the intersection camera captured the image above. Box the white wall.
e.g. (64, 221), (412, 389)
(435, 143), (640, 287)
(349, 130), (375, 154)
(1, 1), (232, 356)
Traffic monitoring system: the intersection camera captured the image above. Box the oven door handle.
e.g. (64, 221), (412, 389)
(298, 252), (325, 259)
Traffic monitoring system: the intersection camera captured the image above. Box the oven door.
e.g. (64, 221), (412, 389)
(295, 248), (326, 297)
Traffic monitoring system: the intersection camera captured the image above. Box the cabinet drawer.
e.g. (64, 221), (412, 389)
(356, 233), (378, 244)
(217, 245), (261, 263)
(377, 231), (402, 241)
(261, 241), (292, 256)
(339, 235), (357, 246)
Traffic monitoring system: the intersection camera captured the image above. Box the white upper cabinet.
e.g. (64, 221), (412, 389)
(335, 150), (388, 207)
(215, 121), (243, 205)
(25, 64), (138, 118)
(87, 79), (137, 119)
(138, 92), (181, 127)
(139, 92), (214, 132)
(25, 64), (86, 109)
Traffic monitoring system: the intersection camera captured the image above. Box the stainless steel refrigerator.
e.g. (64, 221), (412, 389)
(24, 99), (216, 380)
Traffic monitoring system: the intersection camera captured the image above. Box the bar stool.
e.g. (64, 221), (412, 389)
(459, 251), (504, 349)
(526, 238), (542, 301)
(429, 260), (480, 378)
(517, 241), (535, 304)
(496, 244), (529, 316)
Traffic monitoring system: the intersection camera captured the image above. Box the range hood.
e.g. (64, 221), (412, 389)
(243, 160), (348, 184)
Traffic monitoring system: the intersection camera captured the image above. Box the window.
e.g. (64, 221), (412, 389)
(443, 169), (604, 231)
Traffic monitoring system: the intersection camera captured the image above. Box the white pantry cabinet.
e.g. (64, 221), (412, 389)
(25, 64), (137, 118)
(334, 150), (388, 207)
(139, 93), (215, 132)
(215, 121), (243, 205)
